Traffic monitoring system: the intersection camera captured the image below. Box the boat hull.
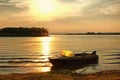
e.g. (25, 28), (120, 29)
(49, 54), (99, 67)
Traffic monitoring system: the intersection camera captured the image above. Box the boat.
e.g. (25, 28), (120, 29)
(49, 51), (99, 67)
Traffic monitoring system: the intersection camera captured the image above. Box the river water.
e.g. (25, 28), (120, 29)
(0, 35), (120, 74)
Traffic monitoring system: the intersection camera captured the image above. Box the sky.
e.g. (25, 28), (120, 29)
(0, 0), (120, 33)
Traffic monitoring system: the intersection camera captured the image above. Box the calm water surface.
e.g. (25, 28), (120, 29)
(0, 35), (120, 74)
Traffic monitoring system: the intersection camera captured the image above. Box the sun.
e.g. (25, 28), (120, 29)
(29, 0), (72, 21)
(29, 0), (58, 20)
(34, 0), (55, 14)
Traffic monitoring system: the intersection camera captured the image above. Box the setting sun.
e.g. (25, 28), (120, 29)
(29, 0), (58, 20)
(33, 0), (56, 14)
(28, 0), (72, 21)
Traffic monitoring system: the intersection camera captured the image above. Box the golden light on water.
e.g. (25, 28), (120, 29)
(36, 67), (51, 72)
(32, 37), (54, 73)
(40, 37), (54, 55)
(39, 37), (53, 72)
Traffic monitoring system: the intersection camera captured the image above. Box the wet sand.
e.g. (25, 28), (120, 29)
(0, 70), (119, 80)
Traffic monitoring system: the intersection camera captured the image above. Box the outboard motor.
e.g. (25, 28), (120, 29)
(92, 51), (96, 55)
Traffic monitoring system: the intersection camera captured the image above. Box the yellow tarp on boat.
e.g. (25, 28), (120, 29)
(61, 50), (75, 57)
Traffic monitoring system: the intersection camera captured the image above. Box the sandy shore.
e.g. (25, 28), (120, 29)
(0, 70), (119, 80)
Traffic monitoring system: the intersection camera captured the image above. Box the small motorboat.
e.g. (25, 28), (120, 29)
(49, 51), (99, 67)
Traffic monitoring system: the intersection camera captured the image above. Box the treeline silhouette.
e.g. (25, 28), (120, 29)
(65, 32), (120, 35)
(51, 32), (120, 35)
(0, 27), (49, 37)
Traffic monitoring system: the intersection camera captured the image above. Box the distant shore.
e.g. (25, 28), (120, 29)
(0, 70), (119, 80)
(51, 32), (120, 35)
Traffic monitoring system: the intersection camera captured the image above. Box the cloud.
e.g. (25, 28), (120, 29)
(0, 0), (28, 14)
(8, 0), (29, 8)
(55, 0), (120, 19)
(0, 0), (31, 21)
(99, 3), (120, 15)
(0, 0), (9, 3)
(81, 0), (120, 16)
(59, 0), (80, 3)
(0, 0), (120, 21)
(52, 0), (120, 27)
(58, 0), (120, 16)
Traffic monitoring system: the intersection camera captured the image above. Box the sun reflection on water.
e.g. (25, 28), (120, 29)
(35, 67), (52, 72)
(34, 37), (54, 73)
(40, 37), (54, 55)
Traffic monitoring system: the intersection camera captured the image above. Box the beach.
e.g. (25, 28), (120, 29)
(0, 70), (119, 80)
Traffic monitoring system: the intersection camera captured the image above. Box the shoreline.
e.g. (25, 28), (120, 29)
(0, 70), (119, 80)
